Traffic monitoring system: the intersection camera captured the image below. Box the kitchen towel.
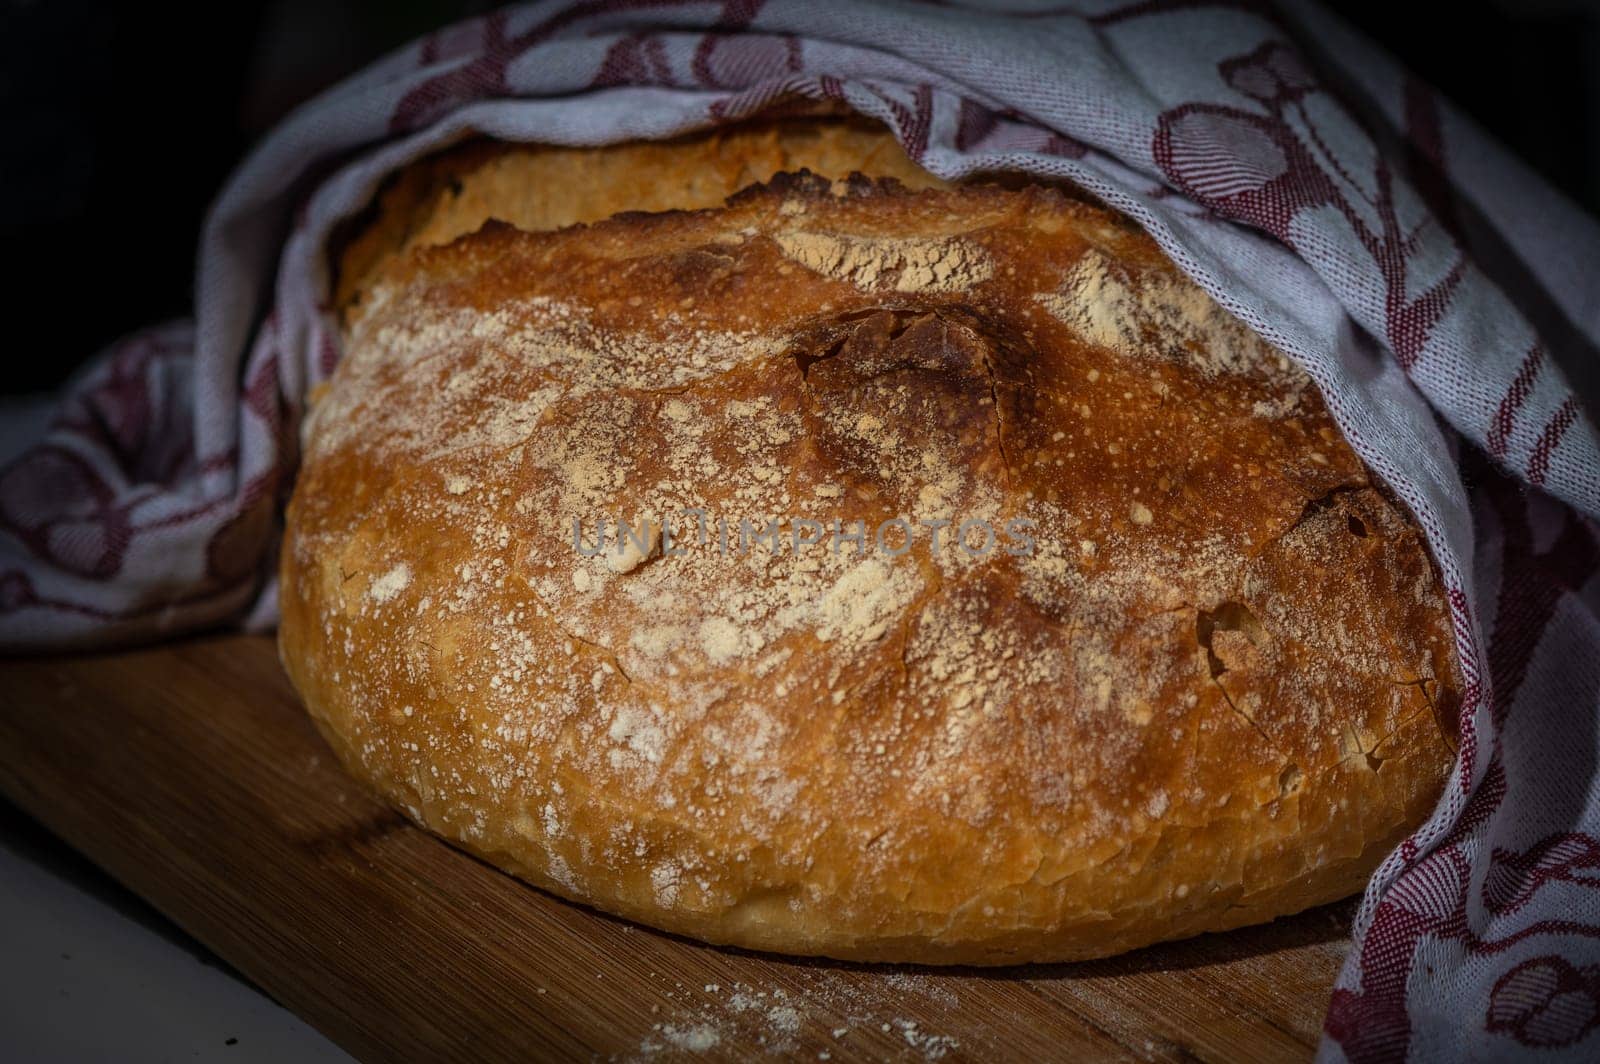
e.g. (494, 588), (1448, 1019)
(3, 2), (1598, 1058)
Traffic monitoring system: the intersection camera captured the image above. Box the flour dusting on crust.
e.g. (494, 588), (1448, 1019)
(282, 170), (1461, 966)
(776, 230), (993, 293)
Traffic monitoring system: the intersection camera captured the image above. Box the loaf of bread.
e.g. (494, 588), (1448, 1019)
(280, 117), (1460, 964)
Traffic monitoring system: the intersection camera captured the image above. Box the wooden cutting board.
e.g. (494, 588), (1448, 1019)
(0, 635), (1350, 1062)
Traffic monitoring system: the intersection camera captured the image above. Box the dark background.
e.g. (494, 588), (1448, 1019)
(1, 0), (1597, 396)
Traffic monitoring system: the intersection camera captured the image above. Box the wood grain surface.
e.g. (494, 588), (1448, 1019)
(0, 635), (1351, 1062)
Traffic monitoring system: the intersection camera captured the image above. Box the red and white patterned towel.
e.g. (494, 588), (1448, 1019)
(3, 2), (1597, 1057)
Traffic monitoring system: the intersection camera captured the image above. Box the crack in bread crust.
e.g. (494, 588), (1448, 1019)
(282, 125), (1460, 965)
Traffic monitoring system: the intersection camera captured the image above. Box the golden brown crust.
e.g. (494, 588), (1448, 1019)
(283, 151), (1459, 965)
(332, 114), (946, 319)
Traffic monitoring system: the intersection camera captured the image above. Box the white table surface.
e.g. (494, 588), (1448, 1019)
(0, 801), (350, 1063)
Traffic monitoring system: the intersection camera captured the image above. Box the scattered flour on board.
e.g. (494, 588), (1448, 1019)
(656, 1024), (720, 1052)
(624, 972), (965, 1061)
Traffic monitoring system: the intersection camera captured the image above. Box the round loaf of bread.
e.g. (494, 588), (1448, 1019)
(280, 121), (1460, 964)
